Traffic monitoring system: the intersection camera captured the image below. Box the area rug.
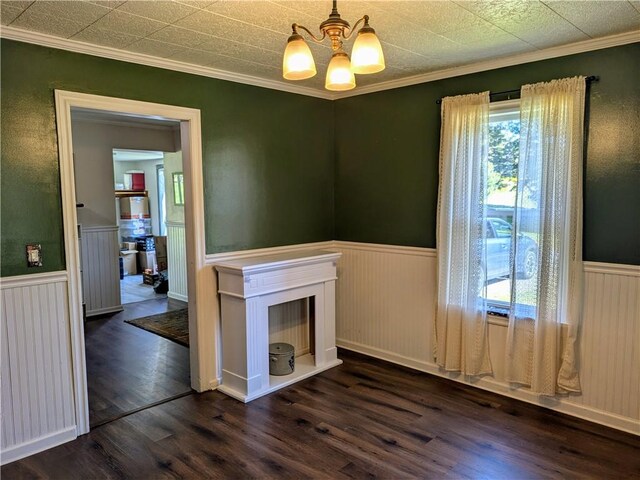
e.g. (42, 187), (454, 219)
(125, 309), (189, 347)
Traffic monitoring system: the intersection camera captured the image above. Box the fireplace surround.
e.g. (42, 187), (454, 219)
(215, 250), (342, 402)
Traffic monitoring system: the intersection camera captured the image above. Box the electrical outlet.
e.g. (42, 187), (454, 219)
(26, 244), (42, 267)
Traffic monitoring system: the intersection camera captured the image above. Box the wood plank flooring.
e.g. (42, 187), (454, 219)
(3, 350), (639, 479)
(84, 298), (192, 427)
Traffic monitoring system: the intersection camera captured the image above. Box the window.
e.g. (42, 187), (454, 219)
(157, 165), (166, 236)
(483, 100), (538, 315)
(173, 172), (185, 206)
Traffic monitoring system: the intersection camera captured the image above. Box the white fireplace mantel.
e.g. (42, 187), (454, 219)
(215, 250), (343, 402)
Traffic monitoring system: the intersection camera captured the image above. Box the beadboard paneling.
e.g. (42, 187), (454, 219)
(570, 268), (639, 420)
(335, 244), (436, 365)
(80, 225), (121, 316)
(1, 272), (77, 464)
(269, 299), (310, 356)
(333, 241), (640, 434)
(167, 222), (188, 302)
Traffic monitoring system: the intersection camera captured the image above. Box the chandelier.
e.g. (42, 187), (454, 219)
(282, 0), (385, 91)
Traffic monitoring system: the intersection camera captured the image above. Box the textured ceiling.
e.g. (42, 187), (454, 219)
(2, 0), (639, 93)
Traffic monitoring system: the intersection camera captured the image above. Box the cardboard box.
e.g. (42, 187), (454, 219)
(119, 197), (149, 219)
(122, 241), (136, 251)
(123, 172), (145, 191)
(138, 250), (157, 273)
(136, 236), (155, 251)
(143, 272), (159, 285)
(120, 250), (137, 276)
(156, 255), (168, 272)
(120, 219), (151, 237)
(154, 236), (167, 258)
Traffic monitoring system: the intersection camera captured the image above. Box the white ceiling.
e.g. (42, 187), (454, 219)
(2, 0), (639, 94)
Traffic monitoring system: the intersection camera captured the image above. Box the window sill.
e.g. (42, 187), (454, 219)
(487, 314), (509, 327)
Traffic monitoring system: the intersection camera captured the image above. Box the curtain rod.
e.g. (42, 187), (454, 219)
(435, 75), (599, 104)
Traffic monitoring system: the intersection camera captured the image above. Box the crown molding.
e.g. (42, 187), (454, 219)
(333, 29), (640, 99)
(2, 26), (638, 101)
(0, 26), (335, 100)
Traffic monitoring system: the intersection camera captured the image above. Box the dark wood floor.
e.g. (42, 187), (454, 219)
(85, 298), (192, 427)
(4, 350), (639, 479)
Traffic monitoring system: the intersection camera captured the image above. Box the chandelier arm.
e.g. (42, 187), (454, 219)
(342, 15), (368, 40)
(292, 23), (326, 43)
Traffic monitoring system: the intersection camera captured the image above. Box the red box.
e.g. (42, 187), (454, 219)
(131, 172), (145, 191)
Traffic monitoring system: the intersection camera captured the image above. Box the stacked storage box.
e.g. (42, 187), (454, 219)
(120, 250), (137, 276)
(119, 197), (151, 238)
(119, 196), (149, 276)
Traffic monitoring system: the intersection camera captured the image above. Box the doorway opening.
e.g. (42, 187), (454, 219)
(71, 109), (191, 428)
(55, 90), (210, 436)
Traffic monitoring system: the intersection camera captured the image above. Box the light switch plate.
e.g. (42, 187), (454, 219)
(26, 244), (42, 267)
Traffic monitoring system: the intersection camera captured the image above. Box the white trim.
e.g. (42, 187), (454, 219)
(334, 242), (638, 271)
(167, 292), (188, 303)
(165, 220), (185, 228)
(204, 241), (335, 264)
(334, 240), (437, 257)
(85, 305), (124, 317)
(334, 30), (640, 99)
(1, 27), (333, 100)
(2, 27), (638, 101)
(54, 90), (209, 436)
(0, 427), (76, 466)
(583, 261), (640, 277)
(73, 115), (178, 132)
(80, 225), (119, 232)
(0, 271), (68, 289)
(337, 340), (640, 436)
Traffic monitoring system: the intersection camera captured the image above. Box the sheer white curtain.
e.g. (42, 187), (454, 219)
(435, 92), (492, 375)
(507, 76), (586, 395)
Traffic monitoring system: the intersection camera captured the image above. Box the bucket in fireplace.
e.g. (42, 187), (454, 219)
(269, 343), (295, 376)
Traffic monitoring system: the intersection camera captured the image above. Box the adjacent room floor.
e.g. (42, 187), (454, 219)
(4, 350), (639, 478)
(84, 297), (191, 427)
(120, 274), (166, 305)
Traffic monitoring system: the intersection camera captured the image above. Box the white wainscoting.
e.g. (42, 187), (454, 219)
(0, 272), (77, 465)
(167, 222), (188, 302)
(333, 241), (640, 435)
(80, 225), (122, 317)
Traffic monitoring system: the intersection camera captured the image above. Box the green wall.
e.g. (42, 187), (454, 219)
(1, 39), (334, 276)
(2, 40), (638, 277)
(334, 43), (640, 265)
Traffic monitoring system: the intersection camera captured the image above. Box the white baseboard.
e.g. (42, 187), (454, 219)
(337, 339), (640, 436)
(0, 427), (77, 465)
(167, 292), (188, 303)
(86, 305), (123, 317)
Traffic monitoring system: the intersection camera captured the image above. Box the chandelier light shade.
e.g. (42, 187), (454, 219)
(325, 51), (356, 91)
(282, 33), (317, 80)
(351, 26), (385, 74)
(282, 0), (385, 91)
